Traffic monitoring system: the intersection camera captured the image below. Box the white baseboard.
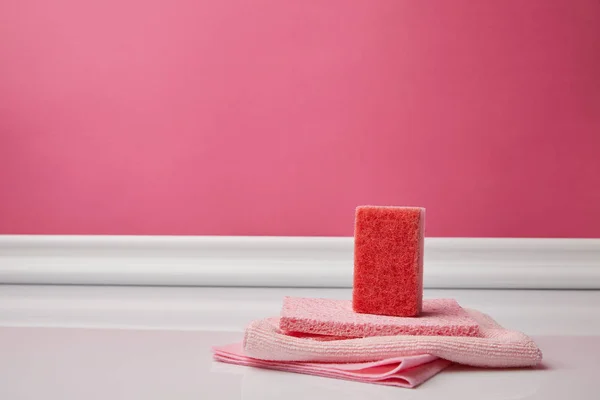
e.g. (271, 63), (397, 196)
(0, 235), (599, 289)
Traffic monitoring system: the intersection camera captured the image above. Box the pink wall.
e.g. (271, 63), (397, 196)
(1, 1), (599, 237)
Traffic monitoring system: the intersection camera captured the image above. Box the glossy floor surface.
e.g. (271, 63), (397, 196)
(2, 286), (599, 399)
(1, 328), (597, 399)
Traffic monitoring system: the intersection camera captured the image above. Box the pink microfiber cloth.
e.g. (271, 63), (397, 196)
(281, 297), (480, 338)
(244, 309), (542, 368)
(213, 342), (451, 388)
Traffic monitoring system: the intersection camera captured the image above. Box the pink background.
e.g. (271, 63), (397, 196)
(1, 1), (599, 237)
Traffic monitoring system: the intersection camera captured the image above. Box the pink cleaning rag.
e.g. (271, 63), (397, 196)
(281, 297), (481, 338)
(244, 309), (542, 368)
(213, 342), (451, 388)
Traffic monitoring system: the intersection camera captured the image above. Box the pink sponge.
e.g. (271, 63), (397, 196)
(280, 298), (481, 338)
(353, 206), (425, 317)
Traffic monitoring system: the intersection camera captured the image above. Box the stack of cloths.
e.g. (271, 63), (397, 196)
(213, 298), (542, 388)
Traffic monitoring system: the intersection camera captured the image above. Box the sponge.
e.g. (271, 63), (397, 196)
(353, 206), (425, 317)
(280, 298), (480, 338)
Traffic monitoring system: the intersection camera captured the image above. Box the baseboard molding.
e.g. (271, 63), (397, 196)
(0, 235), (599, 289)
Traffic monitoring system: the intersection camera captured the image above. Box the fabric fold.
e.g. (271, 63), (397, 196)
(213, 342), (451, 388)
(243, 309), (542, 368)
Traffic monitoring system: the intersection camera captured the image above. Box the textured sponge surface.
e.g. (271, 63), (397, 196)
(353, 206), (425, 317)
(280, 298), (481, 338)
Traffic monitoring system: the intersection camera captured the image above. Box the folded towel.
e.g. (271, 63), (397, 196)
(244, 309), (542, 368)
(281, 297), (481, 338)
(213, 342), (451, 388)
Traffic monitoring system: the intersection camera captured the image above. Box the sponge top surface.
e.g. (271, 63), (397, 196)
(281, 297), (480, 338)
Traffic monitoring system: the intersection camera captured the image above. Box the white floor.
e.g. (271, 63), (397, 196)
(2, 285), (599, 334)
(1, 285), (600, 399)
